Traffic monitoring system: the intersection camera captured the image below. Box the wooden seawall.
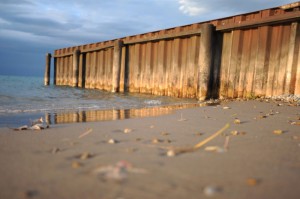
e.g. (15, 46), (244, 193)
(45, 2), (300, 100)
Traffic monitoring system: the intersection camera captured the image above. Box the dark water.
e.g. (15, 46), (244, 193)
(0, 75), (199, 127)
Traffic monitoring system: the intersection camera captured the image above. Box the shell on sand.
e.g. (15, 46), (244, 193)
(108, 139), (118, 144)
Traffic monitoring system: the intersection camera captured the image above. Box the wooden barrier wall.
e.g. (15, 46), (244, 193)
(219, 22), (300, 98)
(47, 2), (300, 100)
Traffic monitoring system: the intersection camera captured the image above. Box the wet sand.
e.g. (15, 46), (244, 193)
(0, 100), (299, 199)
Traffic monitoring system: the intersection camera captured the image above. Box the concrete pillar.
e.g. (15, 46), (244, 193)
(112, 40), (124, 92)
(44, 53), (51, 86)
(197, 23), (215, 100)
(72, 49), (80, 87)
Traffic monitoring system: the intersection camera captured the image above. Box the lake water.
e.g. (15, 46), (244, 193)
(0, 75), (199, 127)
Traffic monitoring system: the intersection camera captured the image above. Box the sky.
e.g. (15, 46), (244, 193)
(0, 0), (297, 77)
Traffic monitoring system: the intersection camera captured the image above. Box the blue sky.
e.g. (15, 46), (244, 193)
(0, 0), (296, 77)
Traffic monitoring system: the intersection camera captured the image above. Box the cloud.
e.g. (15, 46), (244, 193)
(0, 0), (297, 77)
(179, 0), (206, 16)
(177, 0), (296, 17)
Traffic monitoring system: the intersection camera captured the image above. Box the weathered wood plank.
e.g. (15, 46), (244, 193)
(254, 26), (271, 97)
(219, 32), (233, 98)
(285, 22), (299, 94)
(245, 28), (259, 98)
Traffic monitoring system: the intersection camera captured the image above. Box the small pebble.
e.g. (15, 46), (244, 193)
(223, 106), (230, 110)
(203, 186), (222, 197)
(166, 149), (176, 157)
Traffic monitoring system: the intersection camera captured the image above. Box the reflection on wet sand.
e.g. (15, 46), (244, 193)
(45, 103), (210, 125)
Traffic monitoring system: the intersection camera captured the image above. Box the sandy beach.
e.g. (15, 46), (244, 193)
(0, 100), (299, 199)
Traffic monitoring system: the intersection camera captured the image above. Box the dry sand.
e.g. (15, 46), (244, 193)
(0, 100), (299, 199)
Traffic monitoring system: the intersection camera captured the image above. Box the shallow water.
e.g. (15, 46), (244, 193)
(0, 75), (199, 127)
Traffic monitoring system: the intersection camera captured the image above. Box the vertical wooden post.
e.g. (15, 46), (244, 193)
(53, 57), (57, 85)
(197, 23), (214, 100)
(112, 40), (124, 92)
(44, 53), (51, 86)
(72, 49), (80, 87)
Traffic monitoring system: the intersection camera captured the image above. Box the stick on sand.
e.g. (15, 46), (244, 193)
(167, 123), (230, 156)
(78, 128), (93, 139)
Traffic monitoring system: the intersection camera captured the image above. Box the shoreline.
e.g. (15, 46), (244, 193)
(0, 100), (299, 199)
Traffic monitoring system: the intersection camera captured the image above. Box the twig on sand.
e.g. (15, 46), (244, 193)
(166, 123), (230, 156)
(224, 136), (230, 150)
(78, 128), (93, 139)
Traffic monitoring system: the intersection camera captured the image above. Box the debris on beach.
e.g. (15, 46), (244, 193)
(11, 117), (49, 131)
(246, 178), (261, 186)
(71, 161), (83, 169)
(230, 130), (246, 136)
(108, 138), (118, 144)
(78, 152), (93, 160)
(13, 125), (29, 131)
(256, 115), (267, 119)
(92, 160), (147, 182)
(224, 136), (230, 150)
(273, 130), (284, 135)
(78, 128), (93, 138)
(223, 106), (231, 110)
(30, 117), (44, 126)
(203, 185), (222, 197)
(152, 138), (163, 144)
(123, 128), (132, 134)
(233, 119), (241, 124)
(291, 121), (300, 126)
(166, 123), (230, 156)
(204, 146), (225, 153)
(194, 132), (204, 136)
